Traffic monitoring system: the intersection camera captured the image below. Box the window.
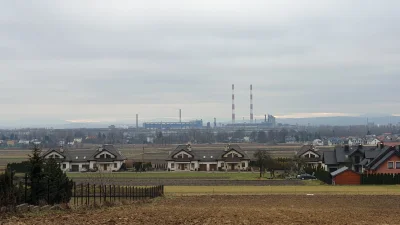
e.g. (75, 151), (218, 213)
(171, 163), (174, 168)
(242, 163), (245, 168)
(388, 162), (394, 169)
(106, 154), (111, 159)
(62, 164), (66, 169)
(55, 155), (60, 159)
(114, 163), (117, 168)
(354, 156), (360, 164)
(221, 163), (224, 167)
(191, 163), (194, 169)
(310, 154), (316, 158)
(396, 162), (400, 169)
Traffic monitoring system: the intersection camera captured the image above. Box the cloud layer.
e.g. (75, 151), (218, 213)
(1, 0), (400, 124)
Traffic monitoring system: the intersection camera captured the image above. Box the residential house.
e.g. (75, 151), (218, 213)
(73, 138), (83, 143)
(328, 138), (344, 146)
(18, 140), (30, 145)
(166, 144), (250, 171)
(312, 139), (323, 146)
(296, 145), (323, 167)
(323, 144), (375, 173)
(347, 137), (363, 146)
(363, 145), (400, 174)
(6, 140), (15, 146)
(366, 138), (380, 145)
(41, 144), (127, 172)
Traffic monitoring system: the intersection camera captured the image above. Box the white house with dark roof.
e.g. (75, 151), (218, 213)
(166, 144), (250, 171)
(41, 144), (127, 172)
(296, 145), (324, 167)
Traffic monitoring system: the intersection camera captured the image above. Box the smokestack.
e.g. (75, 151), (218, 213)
(179, 109), (182, 123)
(265, 114), (267, 122)
(214, 118), (217, 128)
(232, 84), (235, 124)
(250, 84), (253, 123)
(136, 114), (139, 129)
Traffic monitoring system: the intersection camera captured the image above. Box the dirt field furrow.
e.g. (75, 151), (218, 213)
(2, 195), (400, 225)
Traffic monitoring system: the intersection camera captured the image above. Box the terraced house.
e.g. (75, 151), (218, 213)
(167, 144), (250, 171)
(41, 144), (127, 172)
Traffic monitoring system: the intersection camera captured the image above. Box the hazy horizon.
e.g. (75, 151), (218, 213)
(1, 1), (400, 125)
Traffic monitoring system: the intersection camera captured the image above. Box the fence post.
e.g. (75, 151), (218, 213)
(134, 187), (136, 201)
(80, 183), (83, 205)
(94, 184), (96, 205)
(104, 185), (107, 203)
(100, 185), (102, 204)
(109, 185), (111, 202)
(87, 183), (90, 205)
(113, 185), (116, 202)
(47, 178), (50, 204)
(73, 182), (76, 206)
(118, 185), (120, 202)
(24, 173), (28, 203)
(126, 186), (128, 200)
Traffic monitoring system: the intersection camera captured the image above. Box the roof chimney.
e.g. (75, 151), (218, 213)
(187, 144), (192, 151)
(60, 146), (64, 153)
(380, 142), (384, 149)
(344, 145), (350, 152)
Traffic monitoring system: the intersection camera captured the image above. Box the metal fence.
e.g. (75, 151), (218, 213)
(1, 173), (164, 207)
(72, 183), (164, 206)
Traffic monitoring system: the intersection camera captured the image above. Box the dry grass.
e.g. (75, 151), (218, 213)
(2, 195), (400, 224)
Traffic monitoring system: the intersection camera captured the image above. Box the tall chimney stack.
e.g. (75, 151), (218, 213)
(136, 114), (139, 129)
(232, 84), (235, 124)
(179, 109), (182, 123)
(265, 114), (267, 122)
(214, 118), (217, 128)
(250, 84), (253, 123)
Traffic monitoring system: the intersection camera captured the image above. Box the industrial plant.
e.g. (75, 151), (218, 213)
(136, 84), (277, 131)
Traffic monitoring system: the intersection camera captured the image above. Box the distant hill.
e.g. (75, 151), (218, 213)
(277, 116), (400, 126)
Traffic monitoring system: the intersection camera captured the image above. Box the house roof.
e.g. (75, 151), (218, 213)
(323, 151), (337, 165)
(296, 145), (318, 156)
(331, 166), (350, 177)
(359, 158), (369, 166)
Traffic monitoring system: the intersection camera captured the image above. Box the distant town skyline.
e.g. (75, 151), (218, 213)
(1, 1), (400, 126)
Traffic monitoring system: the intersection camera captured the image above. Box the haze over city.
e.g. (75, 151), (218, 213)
(1, 1), (400, 127)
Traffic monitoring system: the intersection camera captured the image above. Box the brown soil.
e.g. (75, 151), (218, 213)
(2, 195), (399, 225)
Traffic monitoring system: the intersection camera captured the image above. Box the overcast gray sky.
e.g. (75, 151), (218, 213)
(1, 0), (400, 125)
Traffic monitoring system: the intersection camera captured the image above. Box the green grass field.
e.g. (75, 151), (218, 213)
(66, 172), (275, 180)
(165, 185), (400, 195)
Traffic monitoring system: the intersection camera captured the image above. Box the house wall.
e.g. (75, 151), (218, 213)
(333, 170), (361, 185)
(61, 162), (70, 172)
(373, 155), (400, 174)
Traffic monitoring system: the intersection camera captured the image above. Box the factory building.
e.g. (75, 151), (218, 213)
(143, 120), (203, 130)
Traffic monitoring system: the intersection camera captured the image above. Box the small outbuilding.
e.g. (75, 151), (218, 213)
(331, 166), (361, 185)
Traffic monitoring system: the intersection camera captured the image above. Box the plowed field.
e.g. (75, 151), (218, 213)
(3, 195), (399, 225)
